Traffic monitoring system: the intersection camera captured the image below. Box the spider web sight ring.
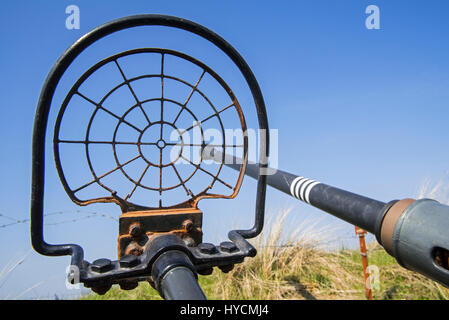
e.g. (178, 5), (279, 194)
(136, 122), (184, 168)
(110, 98), (205, 193)
(54, 47), (248, 209)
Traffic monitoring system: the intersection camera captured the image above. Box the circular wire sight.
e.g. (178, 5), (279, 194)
(54, 48), (249, 210)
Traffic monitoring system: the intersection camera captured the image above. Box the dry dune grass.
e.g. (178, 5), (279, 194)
(206, 208), (449, 300)
(208, 209), (364, 300)
(85, 206), (449, 300)
(417, 172), (449, 204)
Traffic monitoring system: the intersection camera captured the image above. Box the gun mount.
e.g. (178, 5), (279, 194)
(30, 14), (269, 299)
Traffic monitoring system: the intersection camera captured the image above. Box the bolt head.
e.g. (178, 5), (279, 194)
(119, 254), (139, 268)
(91, 284), (112, 295)
(125, 243), (144, 256)
(220, 241), (238, 253)
(182, 219), (194, 232)
(119, 280), (139, 290)
(129, 223), (143, 237)
(198, 242), (217, 254)
(197, 267), (213, 276)
(91, 258), (112, 273)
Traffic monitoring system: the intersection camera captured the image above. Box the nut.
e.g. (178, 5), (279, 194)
(119, 254), (139, 268)
(91, 258), (112, 273)
(91, 284), (112, 295)
(219, 241), (238, 253)
(119, 280), (139, 290)
(182, 219), (194, 232)
(125, 243), (144, 256)
(219, 264), (234, 273)
(129, 223), (143, 238)
(197, 267), (213, 276)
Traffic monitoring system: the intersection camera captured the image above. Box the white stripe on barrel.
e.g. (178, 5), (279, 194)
(295, 178), (308, 199)
(290, 176), (303, 198)
(304, 181), (320, 204)
(290, 176), (320, 204)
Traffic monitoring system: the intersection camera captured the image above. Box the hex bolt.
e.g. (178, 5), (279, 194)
(129, 223), (143, 238)
(197, 267), (213, 276)
(198, 243), (217, 254)
(125, 243), (144, 256)
(119, 254), (139, 268)
(119, 280), (139, 291)
(91, 284), (112, 295)
(182, 219), (194, 233)
(219, 241), (238, 253)
(91, 258), (112, 273)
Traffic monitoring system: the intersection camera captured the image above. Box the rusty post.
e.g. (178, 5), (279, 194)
(355, 226), (373, 300)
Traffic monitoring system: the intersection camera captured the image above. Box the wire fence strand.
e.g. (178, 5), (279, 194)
(0, 210), (118, 229)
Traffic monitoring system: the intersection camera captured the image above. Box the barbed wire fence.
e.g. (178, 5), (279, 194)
(0, 210), (118, 229)
(0, 209), (119, 300)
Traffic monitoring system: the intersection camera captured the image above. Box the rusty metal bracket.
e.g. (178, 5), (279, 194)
(117, 208), (203, 257)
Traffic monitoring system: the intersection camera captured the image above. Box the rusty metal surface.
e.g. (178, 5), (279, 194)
(53, 48), (248, 212)
(380, 198), (415, 255)
(117, 208), (203, 257)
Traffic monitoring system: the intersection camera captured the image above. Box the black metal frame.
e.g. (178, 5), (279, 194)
(30, 14), (269, 298)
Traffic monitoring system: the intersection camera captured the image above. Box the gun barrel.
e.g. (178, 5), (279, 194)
(205, 149), (449, 287)
(211, 150), (390, 236)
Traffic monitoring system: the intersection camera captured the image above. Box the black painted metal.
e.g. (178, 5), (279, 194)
(55, 231), (255, 300)
(31, 14), (268, 265)
(307, 184), (387, 234)
(152, 250), (206, 300)
(160, 267), (207, 300)
(61, 233), (253, 293)
(211, 150), (391, 236)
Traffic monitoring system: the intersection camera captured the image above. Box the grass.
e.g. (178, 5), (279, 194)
(83, 209), (449, 300)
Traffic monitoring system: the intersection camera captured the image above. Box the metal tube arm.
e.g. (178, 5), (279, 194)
(151, 249), (207, 300)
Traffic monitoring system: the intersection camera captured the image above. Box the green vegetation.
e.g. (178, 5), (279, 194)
(83, 209), (449, 300)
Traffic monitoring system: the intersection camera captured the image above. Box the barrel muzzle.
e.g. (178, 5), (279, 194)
(380, 198), (449, 286)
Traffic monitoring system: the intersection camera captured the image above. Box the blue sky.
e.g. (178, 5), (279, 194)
(1, 0), (449, 299)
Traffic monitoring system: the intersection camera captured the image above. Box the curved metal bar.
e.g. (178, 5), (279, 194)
(31, 15), (269, 262)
